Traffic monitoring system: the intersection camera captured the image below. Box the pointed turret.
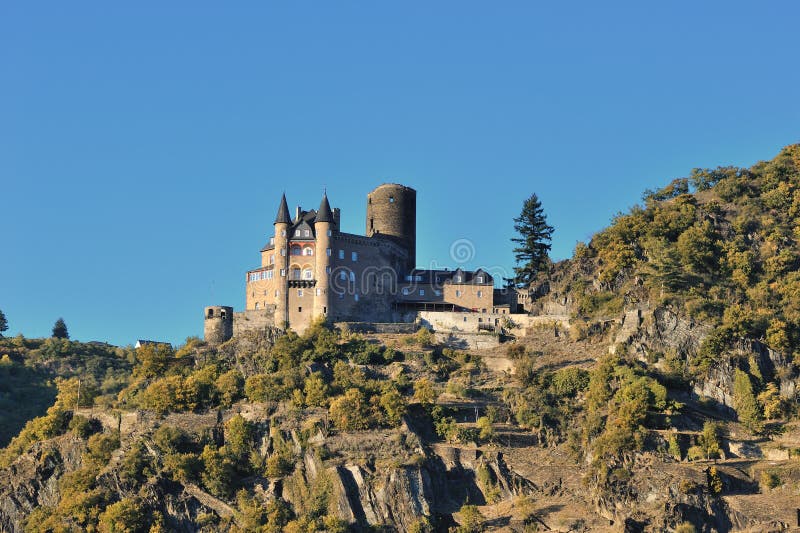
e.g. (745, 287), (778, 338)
(316, 191), (333, 223)
(274, 193), (291, 225)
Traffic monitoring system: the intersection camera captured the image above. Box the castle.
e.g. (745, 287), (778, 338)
(205, 184), (513, 342)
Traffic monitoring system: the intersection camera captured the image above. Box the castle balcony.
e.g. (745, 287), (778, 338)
(288, 279), (317, 288)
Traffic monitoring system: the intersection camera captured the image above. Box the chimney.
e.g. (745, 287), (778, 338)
(295, 206), (302, 220)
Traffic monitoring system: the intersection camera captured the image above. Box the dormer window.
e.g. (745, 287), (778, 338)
(295, 230), (301, 237)
(477, 276), (484, 283)
(304, 229), (310, 237)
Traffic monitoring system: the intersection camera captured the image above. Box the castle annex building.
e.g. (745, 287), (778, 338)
(204, 184), (511, 342)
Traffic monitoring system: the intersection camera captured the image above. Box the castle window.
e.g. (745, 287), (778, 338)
(338, 249), (344, 259)
(316, 288), (321, 296)
(274, 290), (278, 297)
(419, 289), (425, 296)
(255, 303), (259, 310)
(302, 268), (313, 280)
(338, 293), (343, 299)
(290, 268), (301, 280)
(456, 290), (462, 297)
(354, 294), (359, 302)
(434, 290), (442, 296)
(267, 271), (273, 280)
(207, 309), (214, 318)
(326, 248), (331, 257)
(298, 307), (302, 312)
(327, 229), (332, 237)
(389, 196), (394, 203)
(270, 255), (275, 264)
(402, 288), (409, 295)
(291, 247), (301, 255)
(477, 276), (484, 283)
(477, 290), (483, 298)
(304, 229), (310, 237)
(352, 251), (358, 261)
(349, 271), (355, 283)
(303, 247), (313, 256)
(340, 271), (346, 281)
(280, 269), (286, 277)
(323, 306), (327, 313)
(281, 230), (286, 237)
(281, 249), (286, 256)
(270, 237), (274, 245)
(326, 266), (331, 274)
(295, 229), (301, 237)
(298, 290), (303, 297)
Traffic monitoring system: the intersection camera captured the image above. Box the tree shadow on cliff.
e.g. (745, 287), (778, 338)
(0, 361), (56, 446)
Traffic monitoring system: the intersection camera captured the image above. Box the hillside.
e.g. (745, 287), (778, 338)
(1, 145), (799, 533)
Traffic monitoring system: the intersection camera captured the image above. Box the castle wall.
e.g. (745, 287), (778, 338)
(326, 232), (409, 323)
(233, 308), (276, 337)
(442, 283), (493, 312)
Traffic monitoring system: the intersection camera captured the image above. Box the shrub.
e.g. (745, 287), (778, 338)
(200, 445), (237, 498)
(379, 387), (407, 426)
(328, 388), (371, 431)
(97, 497), (148, 533)
(759, 470), (780, 491)
(265, 453), (295, 478)
(216, 370), (244, 407)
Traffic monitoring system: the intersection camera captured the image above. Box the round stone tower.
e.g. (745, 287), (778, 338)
(204, 306), (233, 344)
(366, 183), (416, 272)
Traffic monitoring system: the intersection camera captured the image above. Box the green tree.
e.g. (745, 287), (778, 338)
(733, 369), (763, 433)
(476, 416), (494, 442)
(413, 378), (436, 408)
(511, 193), (554, 287)
(52, 318), (69, 339)
(0, 309), (8, 336)
(700, 421), (722, 460)
(379, 387), (407, 426)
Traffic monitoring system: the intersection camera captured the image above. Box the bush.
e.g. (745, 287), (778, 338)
(328, 388), (371, 431)
(759, 470), (780, 491)
(68, 415), (101, 439)
(97, 497), (148, 533)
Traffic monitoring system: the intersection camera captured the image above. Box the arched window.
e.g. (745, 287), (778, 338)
(349, 271), (356, 283)
(291, 246), (301, 256)
(303, 247), (313, 256)
(302, 268), (313, 280)
(290, 268), (301, 280)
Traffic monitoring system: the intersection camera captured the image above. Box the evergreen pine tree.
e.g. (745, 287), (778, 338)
(0, 309), (7, 336)
(52, 318), (69, 339)
(512, 193), (554, 287)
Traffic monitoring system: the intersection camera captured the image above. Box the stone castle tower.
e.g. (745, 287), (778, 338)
(204, 306), (233, 344)
(366, 184), (416, 273)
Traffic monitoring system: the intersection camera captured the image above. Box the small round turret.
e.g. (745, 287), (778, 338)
(204, 306), (233, 344)
(366, 184), (416, 271)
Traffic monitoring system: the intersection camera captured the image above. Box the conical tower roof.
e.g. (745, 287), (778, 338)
(316, 191), (333, 223)
(274, 193), (291, 224)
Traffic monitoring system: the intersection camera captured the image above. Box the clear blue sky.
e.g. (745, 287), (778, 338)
(2, 2), (798, 345)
